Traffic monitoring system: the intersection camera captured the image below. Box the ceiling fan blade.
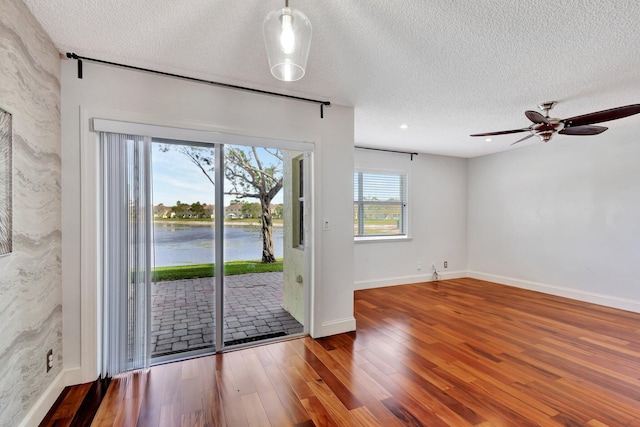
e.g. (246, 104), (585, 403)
(470, 128), (530, 137)
(525, 110), (550, 124)
(510, 133), (535, 146)
(562, 104), (640, 127)
(558, 125), (608, 136)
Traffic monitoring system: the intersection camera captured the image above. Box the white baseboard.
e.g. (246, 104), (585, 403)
(18, 370), (63, 427)
(61, 366), (83, 387)
(18, 367), (84, 427)
(318, 317), (357, 337)
(468, 271), (640, 314)
(354, 270), (467, 290)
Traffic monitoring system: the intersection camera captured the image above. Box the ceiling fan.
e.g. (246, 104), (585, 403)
(470, 101), (640, 145)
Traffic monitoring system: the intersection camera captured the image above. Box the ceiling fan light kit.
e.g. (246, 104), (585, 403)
(263, 0), (312, 82)
(471, 102), (640, 145)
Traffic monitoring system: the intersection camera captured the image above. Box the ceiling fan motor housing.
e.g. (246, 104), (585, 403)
(533, 118), (564, 142)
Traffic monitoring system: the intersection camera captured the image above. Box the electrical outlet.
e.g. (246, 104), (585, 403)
(417, 262), (422, 271)
(444, 261), (448, 268)
(46, 349), (53, 373)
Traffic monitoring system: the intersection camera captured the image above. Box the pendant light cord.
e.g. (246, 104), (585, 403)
(65, 52), (331, 118)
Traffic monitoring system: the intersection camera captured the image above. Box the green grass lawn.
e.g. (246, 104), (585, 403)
(226, 218), (283, 225)
(152, 259), (283, 281)
(353, 219), (403, 235)
(353, 219), (400, 226)
(154, 218), (283, 225)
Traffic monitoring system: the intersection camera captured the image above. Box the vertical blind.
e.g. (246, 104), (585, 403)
(101, 132), (153, 376)
(354, 171), (407, 237)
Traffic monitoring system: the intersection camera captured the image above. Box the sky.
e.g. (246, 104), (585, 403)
(151, 143), (284, 207)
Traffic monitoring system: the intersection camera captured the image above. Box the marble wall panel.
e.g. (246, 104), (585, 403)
(0, 0), (61, 425)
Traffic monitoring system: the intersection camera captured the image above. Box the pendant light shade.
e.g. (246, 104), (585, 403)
(263, 4), (312, 82)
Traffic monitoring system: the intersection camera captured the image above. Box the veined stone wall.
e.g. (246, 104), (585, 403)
(0, 0), (62, 425)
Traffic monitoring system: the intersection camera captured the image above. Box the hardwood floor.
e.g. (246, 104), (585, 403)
(42, 278), (640, 426)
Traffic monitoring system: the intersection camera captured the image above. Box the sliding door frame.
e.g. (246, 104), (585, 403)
(79, 110), (314, 380)
(214, 144), (224, 351)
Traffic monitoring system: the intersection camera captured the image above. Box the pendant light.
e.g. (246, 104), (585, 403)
(263, 0), (312, 82)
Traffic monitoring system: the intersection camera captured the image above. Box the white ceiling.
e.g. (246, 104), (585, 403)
(23, 0), (640, 158)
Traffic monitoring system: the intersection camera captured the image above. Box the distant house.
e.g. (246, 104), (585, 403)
(202, 204), (214, 219)
(225, 203), (243, 219)
(270, 203), (282, 219)
(153, 205), (174, 218)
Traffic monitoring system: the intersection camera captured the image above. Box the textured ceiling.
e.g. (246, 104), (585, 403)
(23, 0), (640, 157)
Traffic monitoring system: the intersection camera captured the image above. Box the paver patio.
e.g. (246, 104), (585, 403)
(150, 272), (303, 356)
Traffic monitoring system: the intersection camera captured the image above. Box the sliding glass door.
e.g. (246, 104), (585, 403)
(101, 127), (312, 371)
(150, 141), (217, 360)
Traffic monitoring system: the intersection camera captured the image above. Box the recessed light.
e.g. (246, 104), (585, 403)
(400, 124), (409, 130)
(485, 138), (492, 142)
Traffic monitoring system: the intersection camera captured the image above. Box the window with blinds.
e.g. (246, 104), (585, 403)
(354, 171), (407, 238)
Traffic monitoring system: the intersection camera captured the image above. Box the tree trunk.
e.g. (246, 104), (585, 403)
(260, 198), (276, 263)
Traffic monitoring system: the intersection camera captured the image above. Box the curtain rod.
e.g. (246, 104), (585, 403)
(355, 145), (418, 161)
(65, 52), (331, 118)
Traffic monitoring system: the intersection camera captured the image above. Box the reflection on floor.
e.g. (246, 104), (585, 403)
(151, 272), (303, 357)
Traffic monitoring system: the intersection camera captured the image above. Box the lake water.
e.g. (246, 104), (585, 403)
(154, 223), (283, 266)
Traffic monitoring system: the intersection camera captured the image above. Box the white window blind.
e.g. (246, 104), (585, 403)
(101, 131), (153, 376)
(354, 171), (407, 238)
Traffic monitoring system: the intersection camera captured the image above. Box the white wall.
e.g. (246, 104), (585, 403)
(61, 60), (355, 381)
(468, 125), (640, 312)
(354, 149), (468, 289)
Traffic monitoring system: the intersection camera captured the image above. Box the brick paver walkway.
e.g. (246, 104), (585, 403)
(150, 272), (303, 356)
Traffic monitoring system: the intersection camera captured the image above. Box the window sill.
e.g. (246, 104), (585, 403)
(354, 235), (412, 244)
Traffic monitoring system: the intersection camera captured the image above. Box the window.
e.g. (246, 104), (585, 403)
(354, 171), (407, 238)
(292, 155), (304, 247)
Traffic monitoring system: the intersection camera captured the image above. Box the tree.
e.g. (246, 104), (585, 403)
(241, 202), (261, 219)
(161, 145), (283, 263)
(190, 201), (206, 218)
(171, 200), (189, 217)
(224, 146), (283, 263)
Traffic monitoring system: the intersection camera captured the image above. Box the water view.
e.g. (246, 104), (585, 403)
(153, 222), (283, 266)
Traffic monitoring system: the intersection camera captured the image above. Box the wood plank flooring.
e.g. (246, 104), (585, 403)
(42, 278), (640, 426)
